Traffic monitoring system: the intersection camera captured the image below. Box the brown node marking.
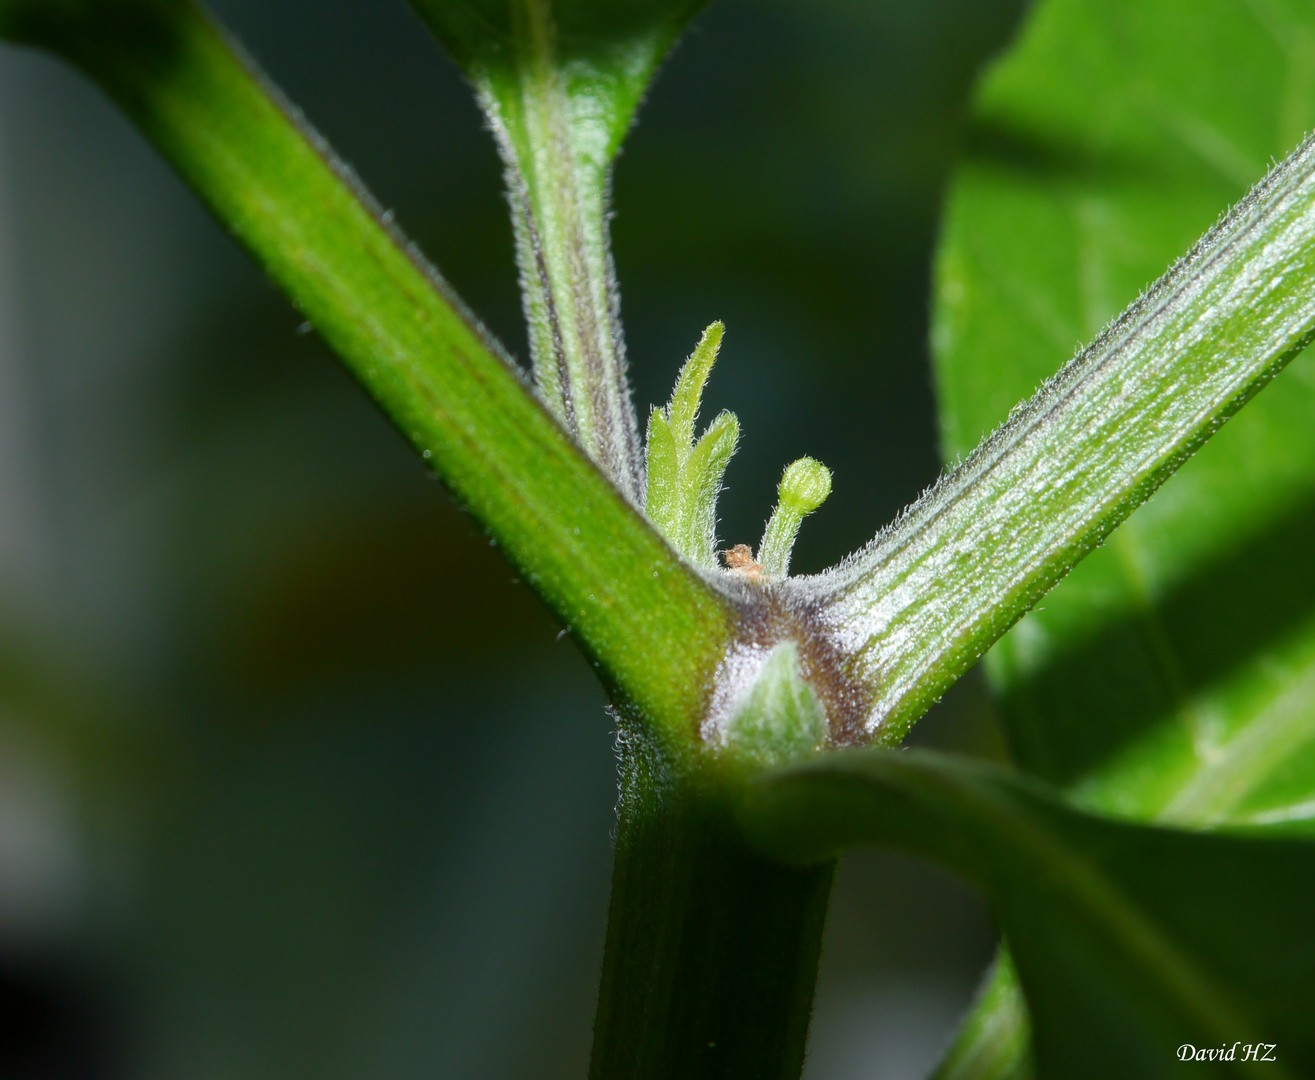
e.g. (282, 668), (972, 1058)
(714, 582), (879, 749)
(722, 544), (763, 579)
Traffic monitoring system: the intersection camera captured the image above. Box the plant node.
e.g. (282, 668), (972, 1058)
(721, 641), (827, 763)
(646, 324), (833, 580)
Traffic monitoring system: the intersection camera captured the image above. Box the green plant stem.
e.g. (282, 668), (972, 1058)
(802, 136), (1315, 742)
(0, 0), (733, 743)
(478, 8), (645, 502)
(410, 0), (649, 501)
(591, 739), (833, 1080)
(404, 0), (708, 503)
(5, 6), (839, 1068)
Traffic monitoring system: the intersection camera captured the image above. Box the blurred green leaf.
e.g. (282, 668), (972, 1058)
(741, 749), (1315, 1080)
(933, 954), (1033, 1080)
(934, 0), (1315, 820)
(930, 0), (1315, 1072)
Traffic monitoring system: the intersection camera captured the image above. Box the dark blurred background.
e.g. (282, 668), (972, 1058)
(0, 1), (1025, 1076)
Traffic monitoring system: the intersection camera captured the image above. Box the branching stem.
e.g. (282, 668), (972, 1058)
(0, 0), (732, 745)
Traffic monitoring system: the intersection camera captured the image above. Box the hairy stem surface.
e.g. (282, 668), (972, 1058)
(479, 4), (644, 501)
(591, 736), (833, 1079)
(406, 0), (687, 502)
(0, 0), (732, 741)
(802, 136), (1315, 742)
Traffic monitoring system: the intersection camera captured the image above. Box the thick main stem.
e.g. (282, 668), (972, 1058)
(477, 2), (644, 504)
(591, 733), (834, 1080)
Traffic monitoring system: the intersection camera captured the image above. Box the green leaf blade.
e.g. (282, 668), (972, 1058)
(678, 409), (738, 569)
(667, 320), (724, 453)
(741, 749), (1315, 1079)
(643, 407), (682, 541)
(932, 0), (1315, 861)
(928, 0), (1315, 1070)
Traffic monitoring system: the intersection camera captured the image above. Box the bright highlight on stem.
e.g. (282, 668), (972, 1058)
(803, 133), (1315, 743)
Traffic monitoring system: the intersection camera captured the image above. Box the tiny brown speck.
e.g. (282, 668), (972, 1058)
(723, 544), (764, 578)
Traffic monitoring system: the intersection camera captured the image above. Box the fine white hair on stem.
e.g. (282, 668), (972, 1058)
(788, 133), (1315, 742)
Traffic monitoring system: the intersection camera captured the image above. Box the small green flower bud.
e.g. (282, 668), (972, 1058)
(779, 457), (832, 516)
(724, 641), (826, 762)
(757, 457), (833, 578)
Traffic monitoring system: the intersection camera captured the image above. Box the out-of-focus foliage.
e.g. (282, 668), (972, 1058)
(744, 750), (1315, 1080)
(931, 0), (1315, 1073)
(935, 0), (1315, 826)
